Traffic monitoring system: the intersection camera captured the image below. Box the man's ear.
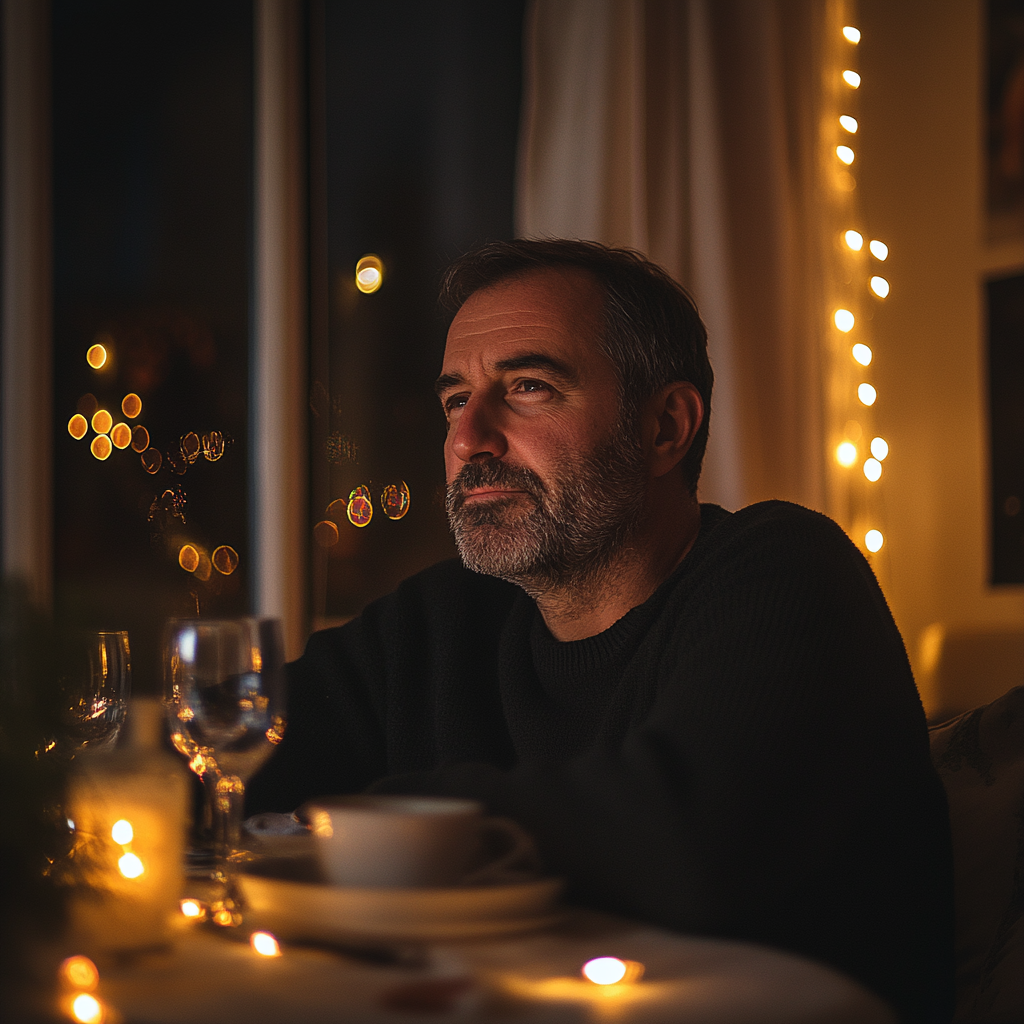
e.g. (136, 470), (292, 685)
(648, 382), (704, 478)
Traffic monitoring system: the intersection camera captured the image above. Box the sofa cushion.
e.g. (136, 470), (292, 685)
(929, 684), (1024, 1024)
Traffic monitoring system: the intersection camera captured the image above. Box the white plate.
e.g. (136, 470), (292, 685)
(237, 872), (565, 942)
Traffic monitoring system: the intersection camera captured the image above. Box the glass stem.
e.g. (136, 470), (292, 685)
(213, 775), (245, 865)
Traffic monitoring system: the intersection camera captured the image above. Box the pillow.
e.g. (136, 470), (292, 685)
(929, 685), (1024, 1024)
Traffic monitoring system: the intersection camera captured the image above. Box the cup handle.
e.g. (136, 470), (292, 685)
(462, 816), (543, 885)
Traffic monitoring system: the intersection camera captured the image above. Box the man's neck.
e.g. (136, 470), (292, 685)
(529, 495), (702, 642)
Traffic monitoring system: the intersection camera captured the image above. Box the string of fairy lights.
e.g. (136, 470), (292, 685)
(829, 19), (891, 560)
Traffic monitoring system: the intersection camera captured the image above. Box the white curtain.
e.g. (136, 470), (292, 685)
(517, 0), (833, 513)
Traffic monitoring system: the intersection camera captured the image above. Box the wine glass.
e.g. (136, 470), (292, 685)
(163, 618), (286, 903)
(54, 630), (132, 757)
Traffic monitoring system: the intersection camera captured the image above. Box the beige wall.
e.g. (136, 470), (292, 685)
(857, 0), (1023, 677)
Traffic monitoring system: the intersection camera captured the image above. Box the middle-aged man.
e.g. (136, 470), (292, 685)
(249, 239), (954, 1023)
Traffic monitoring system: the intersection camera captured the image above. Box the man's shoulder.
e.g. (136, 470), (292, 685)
(698, 499), (856, 556)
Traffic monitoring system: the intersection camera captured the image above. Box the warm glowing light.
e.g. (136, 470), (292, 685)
(71, 993), (103, 1023)
(865, 529), (884, 552)
(202, 431), (225, 461)
(118, 852), (144, 878)
(131, 425), (150, 452)
(61, 956), (99, 991)
(213, 909), (235, 927)
(110, 422), (132, 449)
(836, 442), (858, 467)
(141, 448), (162, 473)
(313, 520), (339, 547)
(180, 432), (201, 464)
(858, 383), (877, 406)
(844, 419), (863, 442)
(86, 345), (107, 370)
(863, 458), (882, 482)
(582, 958), (627, 985)
(869, 276), (890, 298)
(844, 230), (863, 250)
(355, 255), (384, 294)
(869, 239), (888, 261)
(121, 393), (142, 418)
(852, 343), (872, 366)
(348, 486), (374, 527)
(834, 309), (855, 332)
(251, 931), (282, 957)
(843, 26), (861, 43)
(91, 409), (112, 435)
(870, 436), (889, 460)
(91, 435), (112, 461)
(110, 819), (134, 845)
(843, 70), (861, 88)
(178, 545), (200, 573)
(381, 481), (411, 520)
(180, 899), (204, 919)
(839, 115), (858, 133)
(211, 545), (239, 575)
(836, 145), (855, 165)
(68, 414), (88, 440)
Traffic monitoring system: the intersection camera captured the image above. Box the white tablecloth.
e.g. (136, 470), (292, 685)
(96, 910), (898, 1024)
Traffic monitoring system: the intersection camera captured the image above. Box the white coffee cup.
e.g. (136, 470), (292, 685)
(305, 795), (533, 888)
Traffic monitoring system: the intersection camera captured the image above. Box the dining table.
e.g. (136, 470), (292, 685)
(88, 903), (898, 1024)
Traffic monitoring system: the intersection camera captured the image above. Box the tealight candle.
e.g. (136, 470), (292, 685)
(66, 698), (189, 952)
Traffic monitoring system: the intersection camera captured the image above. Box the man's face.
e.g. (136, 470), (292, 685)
(436, 268), (648, 590)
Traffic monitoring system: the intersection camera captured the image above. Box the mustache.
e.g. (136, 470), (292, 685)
(446, 461), (546, 512)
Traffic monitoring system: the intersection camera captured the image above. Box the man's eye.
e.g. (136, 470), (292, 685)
(444, 394), (468, 413)
(515, 379), (550, 394)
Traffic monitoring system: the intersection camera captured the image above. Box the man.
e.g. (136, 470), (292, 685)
(249, 239), (954, 1023)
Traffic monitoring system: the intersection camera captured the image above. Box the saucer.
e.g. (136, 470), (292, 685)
(236, 871), (565, 942)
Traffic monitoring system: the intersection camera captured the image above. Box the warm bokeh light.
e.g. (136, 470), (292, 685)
(836, 145), (855, 165)
(870, 275), (890, 298)
(60, 956), (99, 991)
(121, 393), (142, 418)
(839, 115), (858, 133)
(118, 852), (144, 878)
(251, 931), (282, 957)
(68, 414), (88, 440)
(110, 819), (134, 845)
(348, 486), (374, 528)
(582, 958), (627, 985)
(71, 993), (103, 1023)
(869, 239), (889, 261)
(851, 343), (872, 366)
(381, 481), (411, 520)
(858, 383), (877, 406)
(844, 419), (863, 442)
(355, 254), (384, 294)
(836, 441), (858, 467)
(85, 344), (107, 370)
(213, 909), (235, 927)
(131, 425), (150, 452)
(844, 230), (863, 251)
(314, 520), (340, 547)
(865, 529), (884, 553)
(211, 545), (239, 575)
(180, 899), (205, 919)
(834, 309), (855, 332)
(870, 436), (889, 461)
(178, 545), (200, 573)
(202, 431), (226, 461)
(141, 448), (162, 473)
(181, 432), (201, 463)
(90, 435), (112, 461)
(91, 409), (112, 435)
(843, 26), (861, 43)
(842, 70), (861, 88)
(110, 423), (132, 449)
(863, 457), (882, 482)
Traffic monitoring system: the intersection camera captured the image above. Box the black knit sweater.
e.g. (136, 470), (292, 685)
(248, 501), (955, 1023)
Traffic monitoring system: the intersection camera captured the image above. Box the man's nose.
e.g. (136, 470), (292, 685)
(449, 395), (508, 463)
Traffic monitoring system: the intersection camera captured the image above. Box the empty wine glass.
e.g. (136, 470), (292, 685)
(163, 618), (285, 906)
(54, 630), (131, 757)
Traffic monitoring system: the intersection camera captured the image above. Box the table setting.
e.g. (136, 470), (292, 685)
(4, 611), (898, 1024)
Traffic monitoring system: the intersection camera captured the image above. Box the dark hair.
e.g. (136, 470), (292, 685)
(440, 238), (713, 494)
